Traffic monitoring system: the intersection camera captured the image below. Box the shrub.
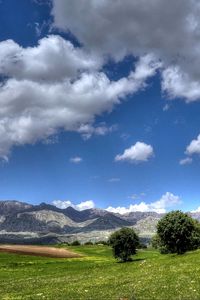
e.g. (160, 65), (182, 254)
(108, 227), (139, 262)
(136, 239), (148, 249)
(138, 243), (147, 249)
(157, 210), (200, 254)
(71, 240), (81, 246)
(84, 241), (93, 245)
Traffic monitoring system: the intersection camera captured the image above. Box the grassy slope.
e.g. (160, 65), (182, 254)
(0, 245), (200, 299)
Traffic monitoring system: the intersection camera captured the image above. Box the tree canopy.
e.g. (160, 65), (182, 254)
(157, 210), (200, 254)
(109, 227), (139, 262)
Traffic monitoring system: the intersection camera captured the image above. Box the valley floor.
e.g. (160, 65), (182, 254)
(0, 245), (200, 299)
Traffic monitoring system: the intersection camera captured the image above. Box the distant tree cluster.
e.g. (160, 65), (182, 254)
(70, 240), (81, 246)
(84, 241), (93, 245)
(152, 210), (200, 254)
(66, 210), (200, 263)
(108, 211), (200, 263)
(65, 240), (109, 246)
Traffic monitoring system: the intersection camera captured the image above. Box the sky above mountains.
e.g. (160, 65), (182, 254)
(0, 0), (200, 214)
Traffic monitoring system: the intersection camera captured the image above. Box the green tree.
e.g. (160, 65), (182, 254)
(71, 240), (81, 246)
(157, 210), (200, 254)
(151, 234), (161, 249)
(109, 227), (139, 262)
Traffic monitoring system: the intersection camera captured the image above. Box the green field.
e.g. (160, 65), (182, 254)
(0, 245), (200, 299)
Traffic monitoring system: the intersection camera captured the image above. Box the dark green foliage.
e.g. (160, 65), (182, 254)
(157, 210), (200, 254)
(109, 227), (139, 262)
(189, 219), (200, 250)
(151, 234), (161, 249)
(84, 241), (93, 245)
(71, 240), (81, 246)
(137, 242), (147, 249)
(151, 234), (168, 254)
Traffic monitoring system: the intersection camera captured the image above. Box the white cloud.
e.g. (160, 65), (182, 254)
(52, 0), (200, 102)
(179, 157), (193, 165)
(106, 192), (181, 214)
(162, 66), (200, 102)
(77, 123), (117, 140)
(186, 134), (200, 155)
(76, 200), (95, 210)
(108, 178), (120, 183)
(52, 0), (196, 60)
(52, 199), (95, 210)
(69, 156), (82, 164)
(129, 194), (138, 200)
(0, 36), (101, 82)
(52, 200), (72, 209)
(4, 1), (200, 159)
(191, 206), (200, 213)
(34, 22), (42, 37)
(163, 104), (170, 111)
(129, 193), (146, 200)
(115, 142), (154, 163)
(0, 36), (158, 160)
(120, 133), (131, 141)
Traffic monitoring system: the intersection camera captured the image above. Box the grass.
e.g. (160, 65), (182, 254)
(0, 245), (200, 299)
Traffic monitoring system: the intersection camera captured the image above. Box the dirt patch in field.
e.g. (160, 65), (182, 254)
(0, 245), (82, 258)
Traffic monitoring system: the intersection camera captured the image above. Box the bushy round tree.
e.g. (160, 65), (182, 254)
(109, 227), (139, 262)
(71, 240), (81, 246)
(157, 210), (199, 254)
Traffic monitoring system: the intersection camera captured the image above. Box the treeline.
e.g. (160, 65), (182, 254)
(64, 210), (200, 263)
(108, 210), (200, 262)
(63, 240), (108, 246)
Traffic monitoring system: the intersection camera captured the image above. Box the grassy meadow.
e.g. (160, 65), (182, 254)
(0, 245), (200, 299)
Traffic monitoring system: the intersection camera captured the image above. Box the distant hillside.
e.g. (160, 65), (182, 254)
(82, 213), (133, 231)
(120, 211), (163, 223)
(0, 200), (32, 215)
(63, 207), (108, 222)
(0, 199), (197, 244)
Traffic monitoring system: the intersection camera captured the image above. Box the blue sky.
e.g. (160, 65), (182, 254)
(0, 0), (200, 213)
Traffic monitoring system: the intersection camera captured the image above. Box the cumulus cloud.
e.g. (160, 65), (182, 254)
(69, 156), (82, 164)
(52, 199), (95, 210)
(0, 36), (101, 82)
(180, 134), (200, 164)
(52, 0), (200, 102)
(0, 34), (159, 160)
(106, 192), (182, 214)
(75, 200), (95, 210)
(162, 66), (200, 102)
(179, 157), (193, 165)
(3, 1), (200, 158)
(191, 206), (200, 213)
(186, 134), (200, 155)
(115, 142), (154, 163)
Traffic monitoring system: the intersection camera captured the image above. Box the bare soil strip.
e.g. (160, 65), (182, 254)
(0, 245), (82, 258)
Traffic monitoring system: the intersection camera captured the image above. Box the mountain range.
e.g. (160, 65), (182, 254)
(0, 200), (199, 245)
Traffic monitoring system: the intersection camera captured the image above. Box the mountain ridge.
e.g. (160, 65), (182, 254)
(0, 200), (199, 244)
